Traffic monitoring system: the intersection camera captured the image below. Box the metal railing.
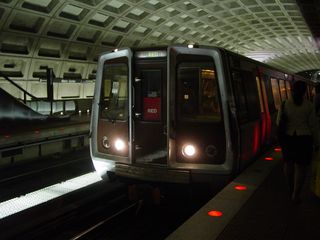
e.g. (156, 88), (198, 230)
(0, 71), (41, 103)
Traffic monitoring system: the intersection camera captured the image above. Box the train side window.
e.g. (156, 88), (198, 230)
(178, 63), (221, 121)
(141, 69), (162, 121)
(279, 79), (287, 100)
(306, 85), (311, 99)
(309, 85), (315, 100)
(270, 78), (281, 110)
(264, 75), (276, 113)
(100, 63), (128, 121)
(285, 81), (292, 100)
(232, 71), (249, 122)
(255, 76), (264, 113)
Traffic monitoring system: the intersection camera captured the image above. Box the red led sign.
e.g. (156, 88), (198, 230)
(143, 97), (161, 121)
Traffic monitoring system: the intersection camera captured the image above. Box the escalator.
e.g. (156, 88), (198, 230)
(0, 71), (70, 123)
(0, 87), (48, 122)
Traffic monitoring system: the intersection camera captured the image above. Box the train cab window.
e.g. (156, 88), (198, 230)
(270, 78), (281, 110)
(141, 69), (161, 121)
(279, 79), (287, 100)
(100, 63), (128, 121)
(285, 81), (292, 100)
(178, 64), (221, 121)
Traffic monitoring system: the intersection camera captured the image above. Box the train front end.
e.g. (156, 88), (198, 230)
(90, 46), (235, 184)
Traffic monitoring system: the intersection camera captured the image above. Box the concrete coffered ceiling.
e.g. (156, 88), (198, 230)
(0, 0), (319, 81)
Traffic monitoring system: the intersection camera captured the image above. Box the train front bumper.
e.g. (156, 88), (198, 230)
(115, 163), (191, 183)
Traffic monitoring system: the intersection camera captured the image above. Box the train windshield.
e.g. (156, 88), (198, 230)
(178, 64), (221, 121)
(100, 62), (128, 121)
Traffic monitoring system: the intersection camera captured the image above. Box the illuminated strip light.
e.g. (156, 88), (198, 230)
(0, 172), (102, 219)
(135, 50), (167, 58)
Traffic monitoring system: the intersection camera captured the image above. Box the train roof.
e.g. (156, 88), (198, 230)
(99, 44), (311, 83)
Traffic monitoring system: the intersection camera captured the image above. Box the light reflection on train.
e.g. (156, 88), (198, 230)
(90, 45), (313, 185)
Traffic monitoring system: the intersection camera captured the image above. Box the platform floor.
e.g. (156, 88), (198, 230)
(167, 149), (320, 240)
(217, 161), (320, 240)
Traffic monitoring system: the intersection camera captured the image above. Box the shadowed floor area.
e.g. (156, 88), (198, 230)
(217, 162), (320, 240)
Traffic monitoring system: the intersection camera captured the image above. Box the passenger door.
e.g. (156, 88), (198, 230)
(132, 60), (167, 165)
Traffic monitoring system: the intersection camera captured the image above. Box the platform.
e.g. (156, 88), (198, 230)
(217, 161), (320, 240)
(0, 114), (90, 166)
(167, 149), (320, 240)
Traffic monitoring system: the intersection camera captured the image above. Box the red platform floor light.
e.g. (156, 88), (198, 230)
(264, 157), (274, 161)
(208, 210), (223, 217)
(274, 147), (282, 152)
(234, 185), (247, 191)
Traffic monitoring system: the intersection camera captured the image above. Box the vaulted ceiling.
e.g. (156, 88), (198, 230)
(0, 0), (319, 81)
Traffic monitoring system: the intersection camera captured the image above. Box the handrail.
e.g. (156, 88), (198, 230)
(0, 70), (40, 103)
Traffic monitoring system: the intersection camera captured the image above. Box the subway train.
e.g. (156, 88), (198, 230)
(90, 45), (314, 185)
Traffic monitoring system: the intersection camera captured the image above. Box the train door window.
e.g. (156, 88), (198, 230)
(232, 71), (249, 122)
(270, 78), (281, 110)
(279, 79), (287, 100)
(255, 76), (264, 113)
(141, 69), (162, 121)
(178, 63), (221, 121)
(285, 81), (292, 100)
(100, 63), (128, 121)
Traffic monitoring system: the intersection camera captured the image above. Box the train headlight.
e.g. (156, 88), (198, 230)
(114, 138), (126, 151)
(182, 144), (196, 157)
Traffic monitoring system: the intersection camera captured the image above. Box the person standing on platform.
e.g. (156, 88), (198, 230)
(276, 80), (319, 203)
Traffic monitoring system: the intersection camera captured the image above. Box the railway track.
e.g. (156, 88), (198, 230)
(66, 183), (218, 240)
(0, 147), (93, 202)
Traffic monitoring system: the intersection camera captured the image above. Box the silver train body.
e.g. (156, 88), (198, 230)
(90, 45), (311, 184)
